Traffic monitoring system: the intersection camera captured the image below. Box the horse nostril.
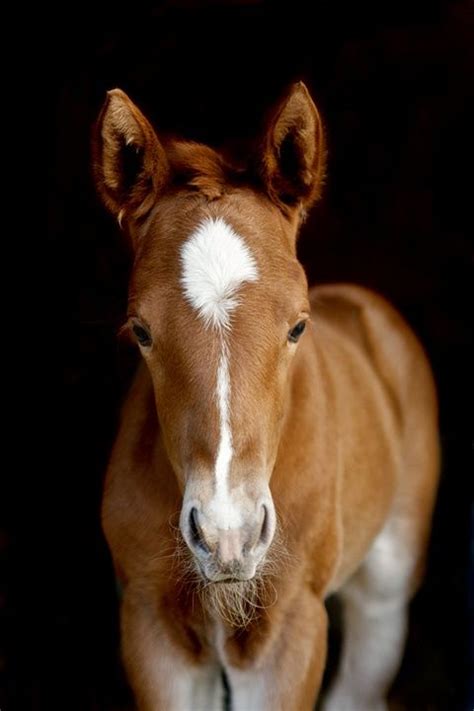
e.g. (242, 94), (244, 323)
(189, 507), (210, 555)
(259, 505), (271, 545)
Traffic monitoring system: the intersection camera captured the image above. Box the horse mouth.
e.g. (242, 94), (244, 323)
(208, 574), (254, 584)
(196, 560), (255, 584)
(202, 570), (255, 584)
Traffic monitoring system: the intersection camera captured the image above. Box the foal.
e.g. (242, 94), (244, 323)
(93, 83), (439, 710)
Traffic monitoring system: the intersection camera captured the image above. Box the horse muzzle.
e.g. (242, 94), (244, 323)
(180, 495), (276, 582)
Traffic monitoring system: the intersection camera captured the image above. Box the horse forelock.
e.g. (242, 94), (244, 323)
(165, 140), (247, 200)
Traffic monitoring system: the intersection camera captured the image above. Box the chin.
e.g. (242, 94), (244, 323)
(193, 558), (275, 629)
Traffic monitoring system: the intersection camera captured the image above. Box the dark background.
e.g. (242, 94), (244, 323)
(7, 1), (474, 709)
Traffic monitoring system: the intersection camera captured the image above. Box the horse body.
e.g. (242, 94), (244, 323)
(94, 85), (439, 710)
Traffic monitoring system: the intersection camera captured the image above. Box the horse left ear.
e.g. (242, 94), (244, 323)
(258, 82), (326, 212)
(92, 89), (169, 224)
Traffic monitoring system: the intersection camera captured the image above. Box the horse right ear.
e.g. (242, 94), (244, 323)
(92, 89), (169, 224)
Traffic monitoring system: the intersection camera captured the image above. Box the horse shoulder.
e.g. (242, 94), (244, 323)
(308, 283), (438, 591)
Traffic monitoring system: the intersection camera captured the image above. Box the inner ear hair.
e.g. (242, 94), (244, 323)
(92, 88), (169, 224)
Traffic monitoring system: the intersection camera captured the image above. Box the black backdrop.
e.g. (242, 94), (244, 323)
(12, 1), (474, 709)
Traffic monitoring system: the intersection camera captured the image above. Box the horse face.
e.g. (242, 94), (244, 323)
(128, 193), (309, 581)
(93, 83), (324, 582)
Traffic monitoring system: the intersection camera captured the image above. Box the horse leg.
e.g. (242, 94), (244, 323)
(322, 513), (420, 711)
(121, 589), (223, 711)
(226, 589), (328, 711)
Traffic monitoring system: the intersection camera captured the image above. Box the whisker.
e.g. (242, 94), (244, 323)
(154, 513), (290, 629)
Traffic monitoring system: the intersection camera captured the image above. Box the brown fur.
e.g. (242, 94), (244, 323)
(93, 84), (439, 710)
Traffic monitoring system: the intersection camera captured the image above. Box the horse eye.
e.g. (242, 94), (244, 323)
(132, 322), (152, 347)
(288, 320), (306, 343)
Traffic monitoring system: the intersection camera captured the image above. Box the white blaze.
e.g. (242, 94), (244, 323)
(214, 347), (234, 504)
(180, 218), (259, 527)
